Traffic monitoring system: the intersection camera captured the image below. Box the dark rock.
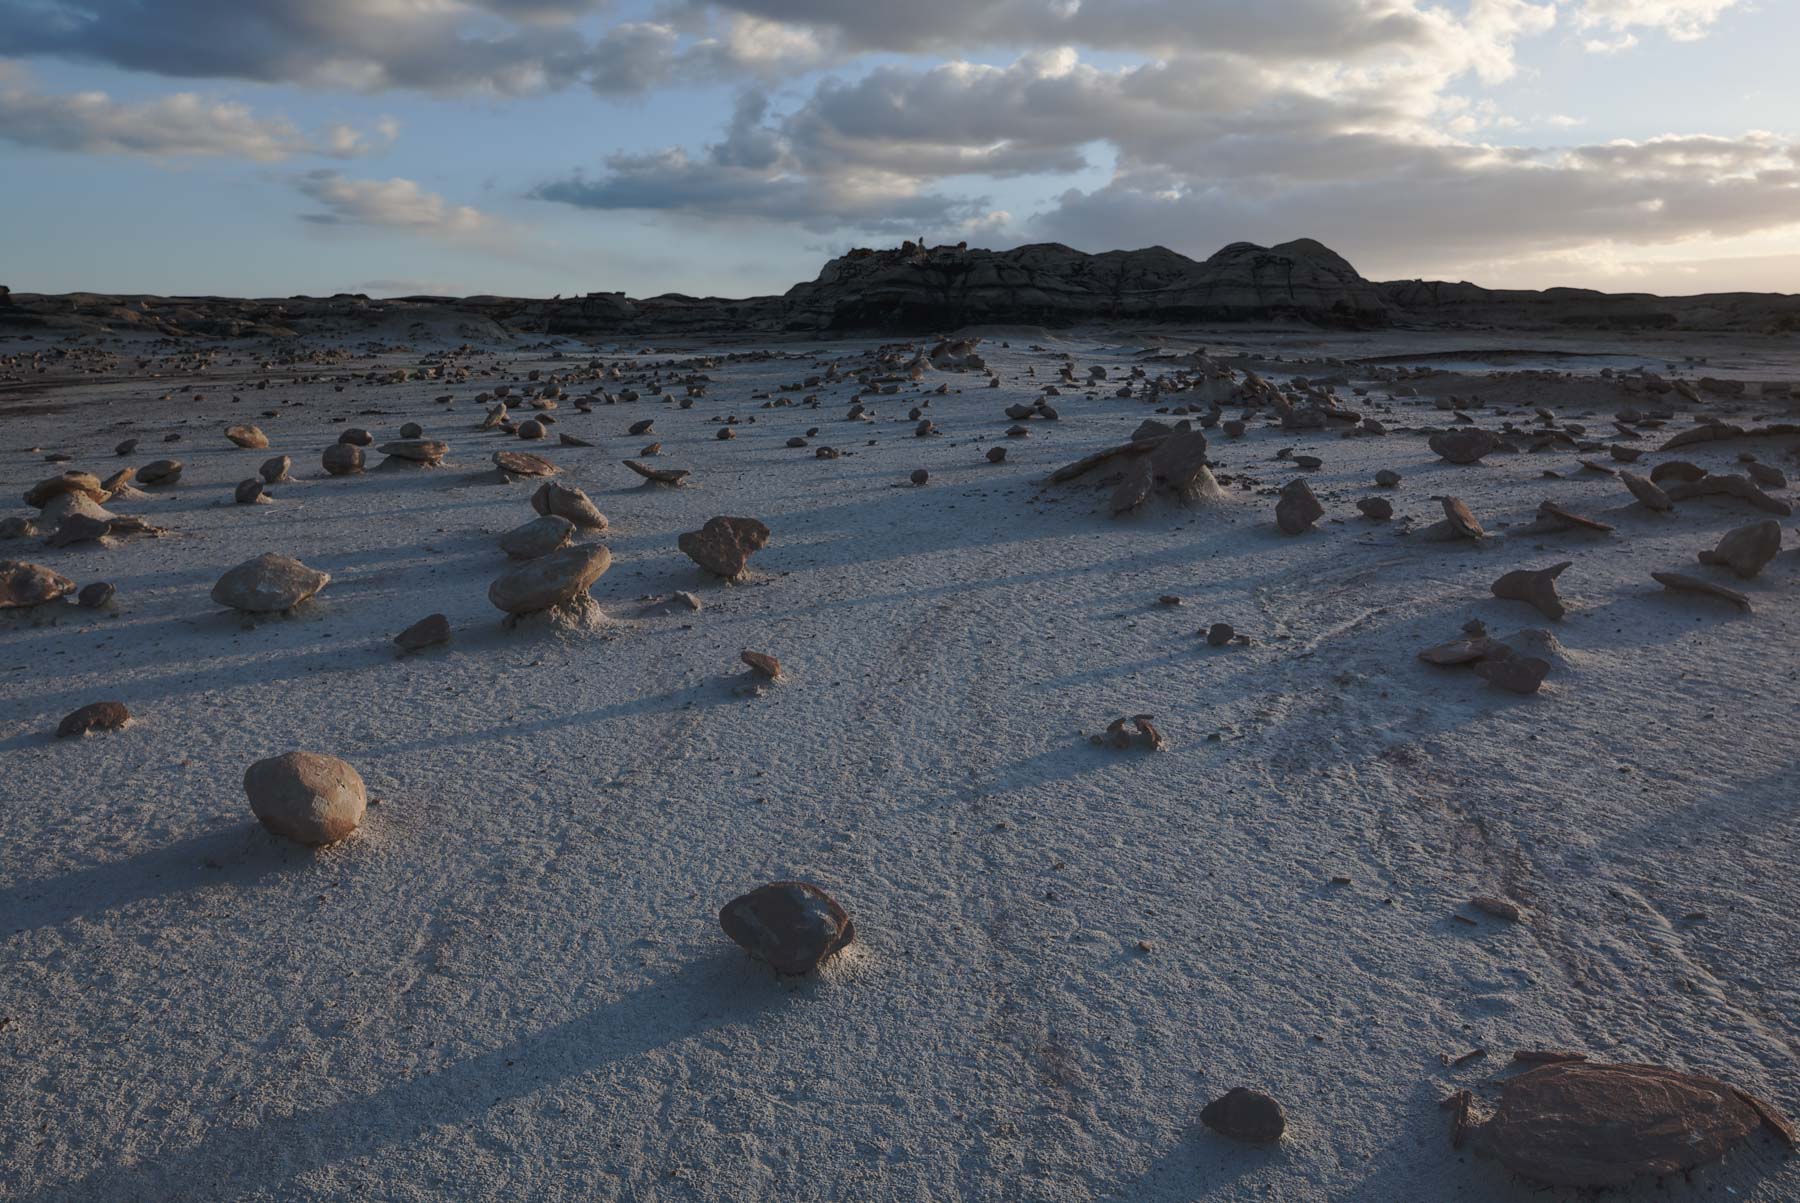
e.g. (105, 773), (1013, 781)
(719, 881), (854, 974)
(1200, 1088), (1287, 1143)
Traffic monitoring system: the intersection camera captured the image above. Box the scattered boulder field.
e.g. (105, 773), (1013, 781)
(1, 305), (1797, 1201)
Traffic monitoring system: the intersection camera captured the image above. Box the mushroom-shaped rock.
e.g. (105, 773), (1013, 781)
(225, 424), (269, 449)
(1469, 1061), (1790, 1188)
(25, 471), (106, 509)
(530, 482), (607, 530)
(679, 516), (770, 579)
(394, 613), (451, 652)
(260, 455), (292, 484)
(243, 751), (366, 845)
(488, 543), (611, 615)
(499, 514), (574, 560)
(719, 881), (854, 975)
(322, 443), (364, 476)
(493, 450), (558, 478)
(1697, 519), (1781, 579)
(377, 439), (448, 466)
(137, 459), (183, 486)
(1275, 479), (1323, 535)
(1430, 429), (1498, 464)
(211, 553), (330, 613)
(0, 560), (76, 609)
(1491, 562), (1571, 621)
(1200, 1088), (1287, 1143)
(57, 701), (131, 738)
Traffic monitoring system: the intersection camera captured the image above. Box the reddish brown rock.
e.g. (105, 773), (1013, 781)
(1697, 519), (1781, 579)
(1470, 1061), (1788, 1188)
(322, 443), (364, 475)
(493, 450), (558, 478)
(0, 560), (76, 609)
(530, 482), (607, 530)
(679, 516), (770, 579)
(1619, 471), (1671, 511)
(1275, 478), (1324, 534)
(56, 701), (131, 738)
(244, 751), (366, 845)
(1491, 562), (1571, 621)
(394, 613), (451, 652)
(24, 471), (106, 509)
(1430, 428), (1498, 464)
(225, 424), (268, 449)
(740, 649), (782, 679)
(719, 881), (855, 975)
(1473, 654), (1551, 695)
(1652, 571), (1752, 612)
(1200, 1088), (1287, 1143)
(137, 459), (183, 486)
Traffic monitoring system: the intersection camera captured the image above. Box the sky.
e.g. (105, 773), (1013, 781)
(1, 0), (1796, 299)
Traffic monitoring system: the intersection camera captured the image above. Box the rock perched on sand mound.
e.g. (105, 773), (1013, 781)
(57, 701), (131, 737)
(1469, 1061), (1792, 1187)
(500, 514), (574, 559)
(260, 455), (292, 484)
(679, 516), (770, 579)
(488, 543), (611, 615)
(378, 439), (448, 466)
(0, 560), (76, 608)
(1698, 519), (1782, 579)
(211, 553), (330, 613)
(235, 478), (269, 505)
(1201, 1088), (1287, 1144)
(741, 650), (782, 680)
(1276, 479), (1324, 534)
(394, 613), (451, 652)
(531, 482), (607, 530)
(138, 459), (182, 486)
(719, 881), (855, 975)
(624, 459), (689, 486)
(493, 450), (558, 478)
(322, 444), (363, 475)
(225, 424), (268, 449)
(25, 471), (106, 508)
(1430, 429), (1497, 464)
(244, 751), (366, 845)
(1491, 562), (1571, 620)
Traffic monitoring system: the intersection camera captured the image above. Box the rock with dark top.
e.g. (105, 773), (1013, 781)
(1430, 429), (1497, 464)
(1200, 1088), (1287, 1143)
(488, 543), (611, 615)
(719, 881), (855, 974)
(1276, 478), (1323, 534)
(679, 516), (770, 579)
(531, 482), (607, 530)
(394, 613), (451, 652)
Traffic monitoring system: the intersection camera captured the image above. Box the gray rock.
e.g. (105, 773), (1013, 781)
(211, 553), (330, 612)
(500, 514), (574, 559)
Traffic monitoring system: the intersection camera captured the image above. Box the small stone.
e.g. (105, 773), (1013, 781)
(260, 455), (292, 484)
(1356, 497), (1393, 520)
(137, 459), (183, 486)
(210, 553), (330, 613)
(1, 516), (37, 539)
(1429, 428), (1497, 464)
(1206, 622), (1234, 647)
(1472, 896), (1523, 922)
(399, 421), (424, 439)
(910, 469), (929, 486)
(716, 427), (736, 441)
(225, 424), (268, 449)
(322, 443), (364, 475)
(740, 650), (782, 680)
(492, 450), (558, 478)
(628, 419), (655, 436)
(77, 581), (115, 608)
(623, 460), (690, 485)
(1474, 655), (1551, 695)
(1440, 496), (1484, 540)
(234, 478), (269, 505)
(244, 751), (366, 845)
(1102, 714), (1166, 750)
(986, 446), (1007, 463)
(1200, 1088), (1287, 1143)
(719, 881), (854, 975)
(377, 439), (448, 465)
(1491, 562), (1571, 621)
(1697, 519), (1781, 579)
(394, 613), (451, 652)
(1275, 478), (1324, 534)
(1375, 469), (1402, 487)
(517, 419), (547, 441)
(57, 701), (131, 738)
(338, 428), (374, 446)
(114, 438), (139, 456)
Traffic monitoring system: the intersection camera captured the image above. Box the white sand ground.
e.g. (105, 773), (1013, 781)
(1, 323), (1797, 1202)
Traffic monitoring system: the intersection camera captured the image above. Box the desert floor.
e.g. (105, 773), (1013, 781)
(2, 321), (1796, 1201)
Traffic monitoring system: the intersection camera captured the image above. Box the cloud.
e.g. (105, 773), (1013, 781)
(1573, 0), (1742, 43)
(0, 62), (393, 159)
(295, 171), (498, 240)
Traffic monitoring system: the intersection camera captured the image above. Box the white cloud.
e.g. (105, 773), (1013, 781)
(296, 171), (497, 240)
(1573, 0), (1742, 43)
(0, 61), (392, 159)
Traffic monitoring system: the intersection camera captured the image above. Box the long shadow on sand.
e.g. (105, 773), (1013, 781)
(20, 951), (791, 1202)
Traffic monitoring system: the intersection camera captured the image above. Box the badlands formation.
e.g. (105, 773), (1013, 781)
(1, 240), (1798, 1201)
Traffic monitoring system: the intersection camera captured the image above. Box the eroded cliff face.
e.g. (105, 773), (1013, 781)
(781, 238), (1391, 330)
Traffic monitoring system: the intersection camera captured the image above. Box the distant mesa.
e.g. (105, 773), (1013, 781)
(5, 236), (1799, 337)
